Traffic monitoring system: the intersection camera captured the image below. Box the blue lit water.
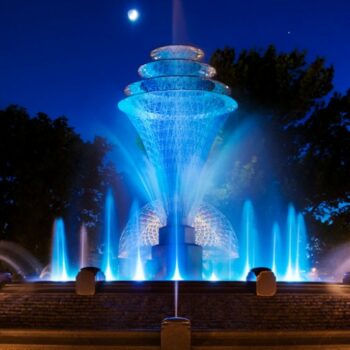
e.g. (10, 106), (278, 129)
(131, 202), (146, 281)
(50, 218), (69, 281)
(239, 200), (257, 280)
(47, 45), (310, 282)
(271, 222), (281, 275)
(79, 223), (88, 269)
(49, 196), (309, 282)
(232, 201), (309, 281)
(102, 189), (119, 281)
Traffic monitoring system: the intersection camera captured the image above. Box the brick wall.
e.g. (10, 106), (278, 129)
(1, 282), (350, 331)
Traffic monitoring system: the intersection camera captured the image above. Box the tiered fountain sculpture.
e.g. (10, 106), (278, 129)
(118, 45), (238, 279)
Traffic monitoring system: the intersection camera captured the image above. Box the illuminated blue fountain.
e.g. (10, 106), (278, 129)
(50, 218), (69, 281)
(239, 200), (257, 280)
(45, 46), (310, 282)
(284, 207), (309, 281)
(233, 201), (309, 281)
(118, 45), (238, 279)
(102, 189), (119, 281)
(271, 222), (281, 275)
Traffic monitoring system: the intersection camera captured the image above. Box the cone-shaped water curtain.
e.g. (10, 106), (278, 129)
(118, 45), (238, 279)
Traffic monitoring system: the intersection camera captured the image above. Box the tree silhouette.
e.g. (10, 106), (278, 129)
(210, 46), (349, 260)
(0, 105), (119, 263)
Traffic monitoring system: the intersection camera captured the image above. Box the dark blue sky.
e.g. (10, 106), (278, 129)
(0, 0), (349, 140)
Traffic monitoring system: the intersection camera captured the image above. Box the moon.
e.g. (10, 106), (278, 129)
(127, 9), (139, 22)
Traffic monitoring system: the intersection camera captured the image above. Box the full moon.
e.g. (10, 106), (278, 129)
(127, 9), (139, 22)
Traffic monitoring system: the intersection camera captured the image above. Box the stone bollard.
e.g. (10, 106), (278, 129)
(161, 317), (191, 350)
(247, 267), (277, 297)
(75, 267), (105, 296)
(256, 270), (276, 297)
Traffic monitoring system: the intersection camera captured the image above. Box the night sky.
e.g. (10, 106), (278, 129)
(0, 0), (349, 141)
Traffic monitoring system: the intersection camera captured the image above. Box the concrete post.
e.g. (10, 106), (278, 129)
(161, 317), (191, 350)
(256, 271), (277, 297)
(75, 267), (105, 296)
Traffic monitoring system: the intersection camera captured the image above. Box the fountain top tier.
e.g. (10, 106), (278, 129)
(137, 45), (216, 80)
(151, 45), (204, 61)
(119, 45), (237, 117)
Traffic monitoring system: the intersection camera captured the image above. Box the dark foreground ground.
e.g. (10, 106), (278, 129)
(1, 281), (350, 349)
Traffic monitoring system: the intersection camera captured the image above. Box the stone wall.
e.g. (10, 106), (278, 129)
(1, 281), (350, 331)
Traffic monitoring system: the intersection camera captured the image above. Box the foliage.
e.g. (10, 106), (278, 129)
(0, 105), (118, 262)
(210, 46), (350, 259)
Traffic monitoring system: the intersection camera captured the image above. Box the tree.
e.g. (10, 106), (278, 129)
(209, 46), (349, 259)
(298, 91), (350, 254)
(0, 105), (119, 263)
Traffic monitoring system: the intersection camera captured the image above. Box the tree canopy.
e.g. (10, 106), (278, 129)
(0, 105), (118, 262)
(210, 45), (350, 260)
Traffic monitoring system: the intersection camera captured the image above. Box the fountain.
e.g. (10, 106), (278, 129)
(0, 241), (42, 279)
(234, 201), (309, 281)
(2, 45), (309, 283)
(239, 200), (257, 280)
(41, 45), (310, 283)
(50, 218), (69, 281)
(118, 45), (238, 279)
(102, 189), (119, 281)
(131, 202), (147, 281)
(271, 222), (281, 275)
(79, 223), (89, 269)
(0, 37), (346, 349)
(0, 41), (334, 349)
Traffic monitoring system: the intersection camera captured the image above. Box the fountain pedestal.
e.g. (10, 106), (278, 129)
(151, 225), (202, 280)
